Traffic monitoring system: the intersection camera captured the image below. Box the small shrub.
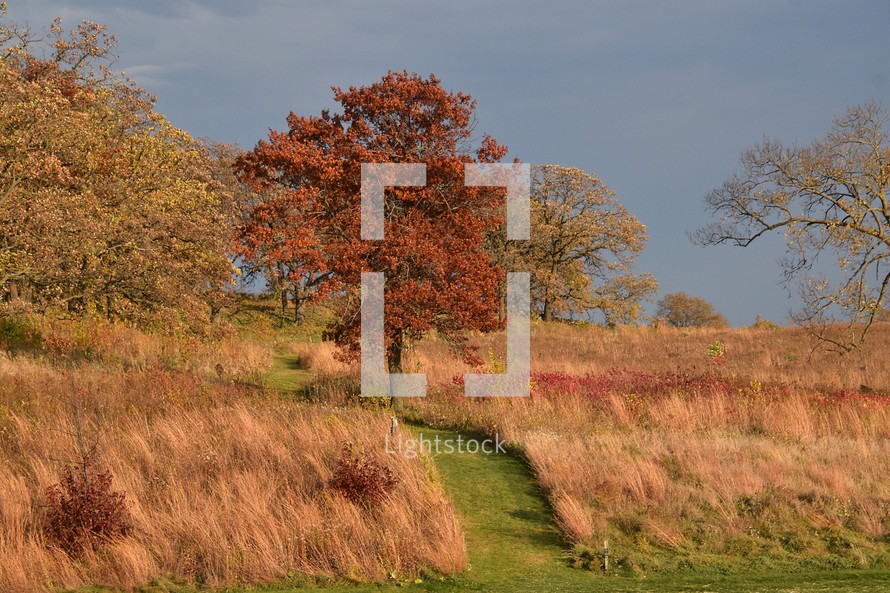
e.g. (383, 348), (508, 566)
(707, 340), (726, 366)
(329, 443), (398, 506)
(42, 331), (76, 359)
(42, 458), (132, 555)
(752, 314), (780, 330)
(0, 314), (42, 351)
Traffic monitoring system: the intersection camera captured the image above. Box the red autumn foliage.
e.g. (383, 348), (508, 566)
(518, 369), (890, 409)
(42, 458), (132, 555)
(529, 369), (751, 400)
(811, 389), (890, 409)
(329, 443), (398, 506)
(236, 71), (509, 371)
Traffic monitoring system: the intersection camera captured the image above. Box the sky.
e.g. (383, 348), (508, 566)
(8, 0), (890, 326)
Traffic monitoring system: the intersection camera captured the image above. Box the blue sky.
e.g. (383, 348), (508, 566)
(10, 1), (890, 325)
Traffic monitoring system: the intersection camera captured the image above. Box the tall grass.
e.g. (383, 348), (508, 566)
(0, 313), (275, 384)
(395, 322), (890, 573)
(409, 321), (890, 393)
(0, 339), (465, 591)
(402, 376), (890, 572)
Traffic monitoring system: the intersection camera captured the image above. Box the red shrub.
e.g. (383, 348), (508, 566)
(527, 369), (802, 412)
(329, 443), (398, 506)
(43, 458), (132, 555)
(812, 388), (890, 409)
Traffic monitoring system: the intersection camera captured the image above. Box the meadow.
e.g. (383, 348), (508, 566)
(311, 318), (890, 576)
(1, 309), (889, 592)
(4, 10), (889, 589)
(0, 315), (464, 592)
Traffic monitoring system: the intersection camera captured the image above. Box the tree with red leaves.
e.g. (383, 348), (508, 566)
(237, 71), (508, 371)
(234, 184), (332, 323)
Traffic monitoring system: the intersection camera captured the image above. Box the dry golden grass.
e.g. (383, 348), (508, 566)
(3, 313), (275, 384)
(5, 312), (888, 585)
(285, 340), (349, 376)
(410, 321), (890, 393)
(396, 322), (890, 572)
(403, 387), (890, 571)
(0, 353), (465, 592)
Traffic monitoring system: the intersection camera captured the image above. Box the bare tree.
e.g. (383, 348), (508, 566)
(695, 101), (890, 350)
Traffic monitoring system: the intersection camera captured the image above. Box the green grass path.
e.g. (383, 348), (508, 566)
(264, 353), (312, 394)
(415, 427), (592, 591)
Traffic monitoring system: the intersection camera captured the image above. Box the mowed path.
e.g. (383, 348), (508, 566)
(413, 427), (595, 592)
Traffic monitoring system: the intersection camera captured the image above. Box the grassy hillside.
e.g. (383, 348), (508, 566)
(2, 306), (889, 591)
(0, 315), (465, 592)
(310, 314), (890, 576)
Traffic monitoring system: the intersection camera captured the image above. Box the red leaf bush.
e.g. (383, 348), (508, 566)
(329, 443), (398, 506)
(42, 458), (132, 555)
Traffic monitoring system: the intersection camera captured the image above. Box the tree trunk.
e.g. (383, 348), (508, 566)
(543, 297), (553, 322)
(275, 262), (288, 325)
(543, 261), (558, 322)
(292, 283), (303, 324)
(385, 329), (406, 409)
(388, 329), (404, 374)
(497, 282), (506, 324)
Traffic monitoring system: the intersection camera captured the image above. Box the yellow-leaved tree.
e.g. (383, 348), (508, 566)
(696, 101), (890, 350)
(491, 164), (656, 324)
(0, 10), (239, 330)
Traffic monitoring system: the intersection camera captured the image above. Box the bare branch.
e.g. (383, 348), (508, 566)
(695, 102), (890, 347)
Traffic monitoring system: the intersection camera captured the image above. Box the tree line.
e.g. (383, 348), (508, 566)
(0, 13), (657, 364)
(3, 11), (887, 357)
